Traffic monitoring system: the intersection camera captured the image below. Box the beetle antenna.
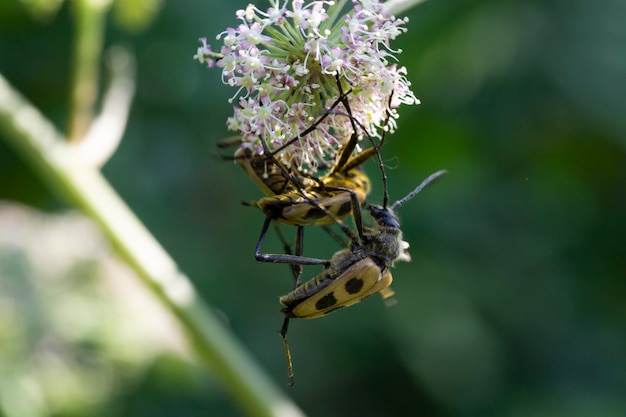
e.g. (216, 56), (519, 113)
(327, 85), (392, 209)
(391, 170), (447, 211)
(380, 92), (394, 208)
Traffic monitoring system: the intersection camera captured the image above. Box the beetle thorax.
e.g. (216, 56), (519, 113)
(361, 226), (404, 268)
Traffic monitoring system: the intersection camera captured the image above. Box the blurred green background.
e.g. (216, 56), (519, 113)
(1, 0), (625, 416)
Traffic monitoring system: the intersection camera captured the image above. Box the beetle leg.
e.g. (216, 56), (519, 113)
(279, 315), (295, 387)
(254, 217), (329, 266)
(293, 226), (304, 287)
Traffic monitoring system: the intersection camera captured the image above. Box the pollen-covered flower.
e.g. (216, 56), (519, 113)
(195, 0), (418, 173)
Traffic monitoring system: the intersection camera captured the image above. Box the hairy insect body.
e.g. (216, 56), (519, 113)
(360, 223), (411, 266)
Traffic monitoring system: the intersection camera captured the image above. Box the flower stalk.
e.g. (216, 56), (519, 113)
(68, 0), (113, 142)
(0, 73), (306, 417)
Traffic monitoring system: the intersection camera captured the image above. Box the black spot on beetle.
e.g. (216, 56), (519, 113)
(316, 293), (338, 310)
(304, 206), (326, 220)
(345, 277), (364, 294)
(337, 201), (351, 216)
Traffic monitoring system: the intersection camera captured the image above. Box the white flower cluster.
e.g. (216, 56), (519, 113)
(195, 0), (418, 172)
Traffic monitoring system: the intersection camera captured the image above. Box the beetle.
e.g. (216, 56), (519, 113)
(274, 169), (447, 385)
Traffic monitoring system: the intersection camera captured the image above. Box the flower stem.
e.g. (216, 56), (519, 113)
(0, 73), (306, 417)
(67, 0), (111, 142)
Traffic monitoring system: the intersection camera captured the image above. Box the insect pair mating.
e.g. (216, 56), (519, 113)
(220, 85), (445, 386)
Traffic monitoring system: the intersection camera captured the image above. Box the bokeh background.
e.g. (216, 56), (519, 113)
(1, 0), (625, 416)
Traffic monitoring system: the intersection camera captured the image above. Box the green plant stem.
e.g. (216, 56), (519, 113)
(68, 0), (111, 141)
(0, 73), (306, 417)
